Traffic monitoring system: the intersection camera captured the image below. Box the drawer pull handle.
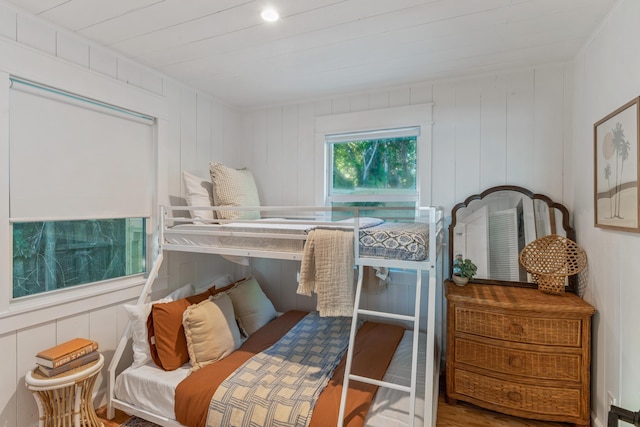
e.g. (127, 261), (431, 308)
(508, 323), (524, 335)
(507, 391), (522, 403)
(508, 356), (524, 369)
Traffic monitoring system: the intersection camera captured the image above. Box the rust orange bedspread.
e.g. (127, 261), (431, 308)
(174, 310), (404, 427)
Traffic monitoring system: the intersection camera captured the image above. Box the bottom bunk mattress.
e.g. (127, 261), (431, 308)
(114, 311), (427, 427)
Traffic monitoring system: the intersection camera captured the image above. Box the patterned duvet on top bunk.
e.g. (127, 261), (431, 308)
(163, 209), (430, 262)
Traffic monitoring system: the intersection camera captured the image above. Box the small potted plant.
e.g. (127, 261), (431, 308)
(452, 255), (477, 286)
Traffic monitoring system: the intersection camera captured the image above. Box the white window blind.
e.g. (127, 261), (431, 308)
(9, 78), (154, 221)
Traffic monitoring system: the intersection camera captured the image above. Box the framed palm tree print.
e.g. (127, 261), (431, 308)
(594, 97), (640, 232)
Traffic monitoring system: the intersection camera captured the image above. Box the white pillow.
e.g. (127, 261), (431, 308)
(193, 274), (234, 295)
(226, 277), (277, 336)
(209, 162), (260, 220)
(123, 283), (194, 369)
(183, 293), (242, 372)
(183, 171), (215, 221)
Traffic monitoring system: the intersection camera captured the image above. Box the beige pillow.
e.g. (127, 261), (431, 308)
(209, 162), (260, 220)
(226, 277), (277, 336)
(182, 293), (241, 372)
(183, 171), (215, 221)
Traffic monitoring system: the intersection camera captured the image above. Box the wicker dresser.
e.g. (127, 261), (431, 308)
(445, 281), (595, 427)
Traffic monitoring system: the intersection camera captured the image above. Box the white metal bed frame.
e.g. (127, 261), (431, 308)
(107, 205), (445, 427)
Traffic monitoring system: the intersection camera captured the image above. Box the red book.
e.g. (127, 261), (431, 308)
(36, 338), (99, 369)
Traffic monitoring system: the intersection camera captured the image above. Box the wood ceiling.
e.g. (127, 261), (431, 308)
(6, 0), (617, 108)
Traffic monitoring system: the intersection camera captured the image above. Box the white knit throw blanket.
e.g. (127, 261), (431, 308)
(297, 228), (354, 317)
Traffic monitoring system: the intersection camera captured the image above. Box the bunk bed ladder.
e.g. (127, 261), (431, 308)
(338, 264), (424, 427)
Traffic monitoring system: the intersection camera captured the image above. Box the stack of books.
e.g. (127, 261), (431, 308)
(36, 337), (99, 377)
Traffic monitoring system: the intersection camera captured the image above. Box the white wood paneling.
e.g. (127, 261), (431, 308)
(266, 107), (283, 206)
(116, 58), (142, 87)
(479, 74), (507, 190)
(297, 103), (315, 207)
(431, 81), (456, 209)
(164, 81), (182, 200)
(6, 0), (617, 108)
(505, 69), (535, 188)
(453, 78), (482, 200)
(179, 87), (197, 182)
(89, 45), (117, 78)
(16, 13), (55, 54)
(0, 3), (17, 41)
(57, 312), (90, 343)
(210, 100), (225, 163)
(282, 105), (299, 206)
(89, 305), (119, 395)
(0, 332), (17, 427)
(533, 65), (565, 201)
(141, 68), (163, 95)
(40, 0), (160, 32)
(240, 65), (570, 327)
(56, 31), (89, 67)
(17, 323), (56, 427)
(196, 94), (212, 176)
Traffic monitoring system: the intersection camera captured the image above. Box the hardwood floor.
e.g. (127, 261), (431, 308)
(96, 394), (572, 426)
(436, 395), (571, 427)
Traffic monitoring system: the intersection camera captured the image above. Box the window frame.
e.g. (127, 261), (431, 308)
(315, 103), (433, 208)
(326, 126), (421, 206)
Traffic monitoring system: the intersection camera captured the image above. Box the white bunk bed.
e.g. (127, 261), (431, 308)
(107, 204), (445, 427)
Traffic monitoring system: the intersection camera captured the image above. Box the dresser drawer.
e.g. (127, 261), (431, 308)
(453, 369), (582, 418)
(454, 338), (581, 381)
(454, 307), (582, 346)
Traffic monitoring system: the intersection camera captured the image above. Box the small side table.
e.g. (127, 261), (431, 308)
(25, 353), (104, 427)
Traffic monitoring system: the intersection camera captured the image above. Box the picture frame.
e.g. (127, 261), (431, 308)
(594, 97), (640, 232)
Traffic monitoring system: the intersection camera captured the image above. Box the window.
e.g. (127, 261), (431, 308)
(13, 218), (146, 298)
(326, 127), (420, 218)
(8, 77), (154, 299)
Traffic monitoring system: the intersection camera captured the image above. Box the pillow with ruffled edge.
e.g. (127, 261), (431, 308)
(226, 277), (277, 336)
(183, 171), (215, 221)
(123, 283), (194, 369)
(209, 162), (261, 220)
(183, 293), (242, 372)
(146, 279), (241, 370)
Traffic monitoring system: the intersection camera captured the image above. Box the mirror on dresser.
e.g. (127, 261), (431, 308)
(449, 185), (576, 293)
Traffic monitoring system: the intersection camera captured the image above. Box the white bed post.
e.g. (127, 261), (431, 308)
(337, 264), (365, 427)
(424, 206), (442, 426)
(106, 252), (164, 420)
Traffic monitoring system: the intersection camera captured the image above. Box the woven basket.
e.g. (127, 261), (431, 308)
(519, 234), (587, 294)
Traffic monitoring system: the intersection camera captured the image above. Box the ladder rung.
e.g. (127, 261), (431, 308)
(356, 308), (416, 323)
(348, 374), (411, 393)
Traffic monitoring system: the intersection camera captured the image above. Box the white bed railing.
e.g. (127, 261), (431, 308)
(107, 204), (445, 427)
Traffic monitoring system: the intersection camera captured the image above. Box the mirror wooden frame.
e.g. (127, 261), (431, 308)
(449, 185), (577, 293)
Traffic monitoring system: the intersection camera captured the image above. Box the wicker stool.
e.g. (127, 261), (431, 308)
(25, 353), (104, 427)
(519, 234), (587, 294)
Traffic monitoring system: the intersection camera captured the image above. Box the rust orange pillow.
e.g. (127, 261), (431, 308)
(147, 289), (212, 370)
(146, 279), (245, 370)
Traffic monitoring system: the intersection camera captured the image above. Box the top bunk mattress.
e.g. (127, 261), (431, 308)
(163, 219), (430, 261)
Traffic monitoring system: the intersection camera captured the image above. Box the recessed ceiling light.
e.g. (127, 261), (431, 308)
(261, 8), (279, 22)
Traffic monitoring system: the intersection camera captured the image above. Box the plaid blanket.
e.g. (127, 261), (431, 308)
(206, 312), (357, 427)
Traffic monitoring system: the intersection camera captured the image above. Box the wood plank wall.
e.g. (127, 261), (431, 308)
(240, 64), (572, 323)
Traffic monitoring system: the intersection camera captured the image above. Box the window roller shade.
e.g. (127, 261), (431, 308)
(9, 79), (154, 221)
